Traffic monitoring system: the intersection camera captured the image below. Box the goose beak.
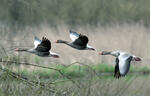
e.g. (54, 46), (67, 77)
(15, 48), (19, 51)
(98, 52), (102, 55)
(52, 55), (59, 58)
(134, 57), (142, 61)
(54, 40), (58, 43)
(54, 40), (57, 43)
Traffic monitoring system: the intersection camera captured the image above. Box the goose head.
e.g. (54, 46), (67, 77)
(99, 51), (112, 55)
(132, 56), (142, 61)
(15, 48), (28, 51)
(55, 40), (68, 44)
(99, 51), (120, 57)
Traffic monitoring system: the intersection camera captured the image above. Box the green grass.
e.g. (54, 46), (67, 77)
(12, 63), (150, 80)
(91, 64), (114, 72)
(0, 63), (150, 96)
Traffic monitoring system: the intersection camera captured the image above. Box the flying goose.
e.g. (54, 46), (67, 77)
(99, 51), (142, 78)
(15, 37), (59, 58)
(55, 30), (95, 50)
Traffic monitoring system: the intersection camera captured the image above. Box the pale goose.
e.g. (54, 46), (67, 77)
(99, 51), (142, 78)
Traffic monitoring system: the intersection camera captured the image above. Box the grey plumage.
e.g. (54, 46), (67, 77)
(56, 30), (95, 50)
(15, 37), (59, 58)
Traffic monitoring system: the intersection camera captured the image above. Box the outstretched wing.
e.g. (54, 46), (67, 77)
(114, 57), (121, 79)
(69, 30), (79, 42)
(34, 36), (42, 48)
(119, 56), (132, 75)
(73, 34), (89, 46)
(35, 37), (51, 52)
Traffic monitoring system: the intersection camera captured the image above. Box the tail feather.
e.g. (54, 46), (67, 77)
(50, 51), (60, 58)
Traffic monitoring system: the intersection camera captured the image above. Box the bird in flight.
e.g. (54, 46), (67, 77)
(15, 37), (59, 58)
(55, 30), (95, 51)
(99, 51), (142, 78)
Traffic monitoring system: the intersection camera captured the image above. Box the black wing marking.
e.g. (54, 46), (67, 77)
(125, 56), (133, 74)
(35, 37), (51, 52)
(127, 56), (133, 63)
(73, 34), (88, 46)
(114, 57), (121, 79)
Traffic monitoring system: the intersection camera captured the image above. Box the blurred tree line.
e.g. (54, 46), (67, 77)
(0, 0), (150, 27)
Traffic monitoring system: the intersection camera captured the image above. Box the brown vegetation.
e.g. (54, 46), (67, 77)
(1, 24), (149, 66)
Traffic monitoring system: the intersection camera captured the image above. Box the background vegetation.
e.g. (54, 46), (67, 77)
(1, 0), (150, 27)
(0, 0), (150, 96)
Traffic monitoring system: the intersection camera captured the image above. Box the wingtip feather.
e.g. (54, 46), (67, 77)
(70, 30), (77, 34)
(34, 36), (40, 40)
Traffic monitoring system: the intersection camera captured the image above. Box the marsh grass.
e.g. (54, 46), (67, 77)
(0, 47), (150, 96)
(7, 63), (149, 80)
(0, 64), (150, 96)
(1, 24), (150, 66)
(0, 20), (150, 96)
(1, 0), (150, 95)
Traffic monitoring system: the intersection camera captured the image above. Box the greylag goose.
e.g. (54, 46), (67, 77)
(15, 37), (59, 58)
(55, 30), (95, 50)
(99, 51), (142, 78)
